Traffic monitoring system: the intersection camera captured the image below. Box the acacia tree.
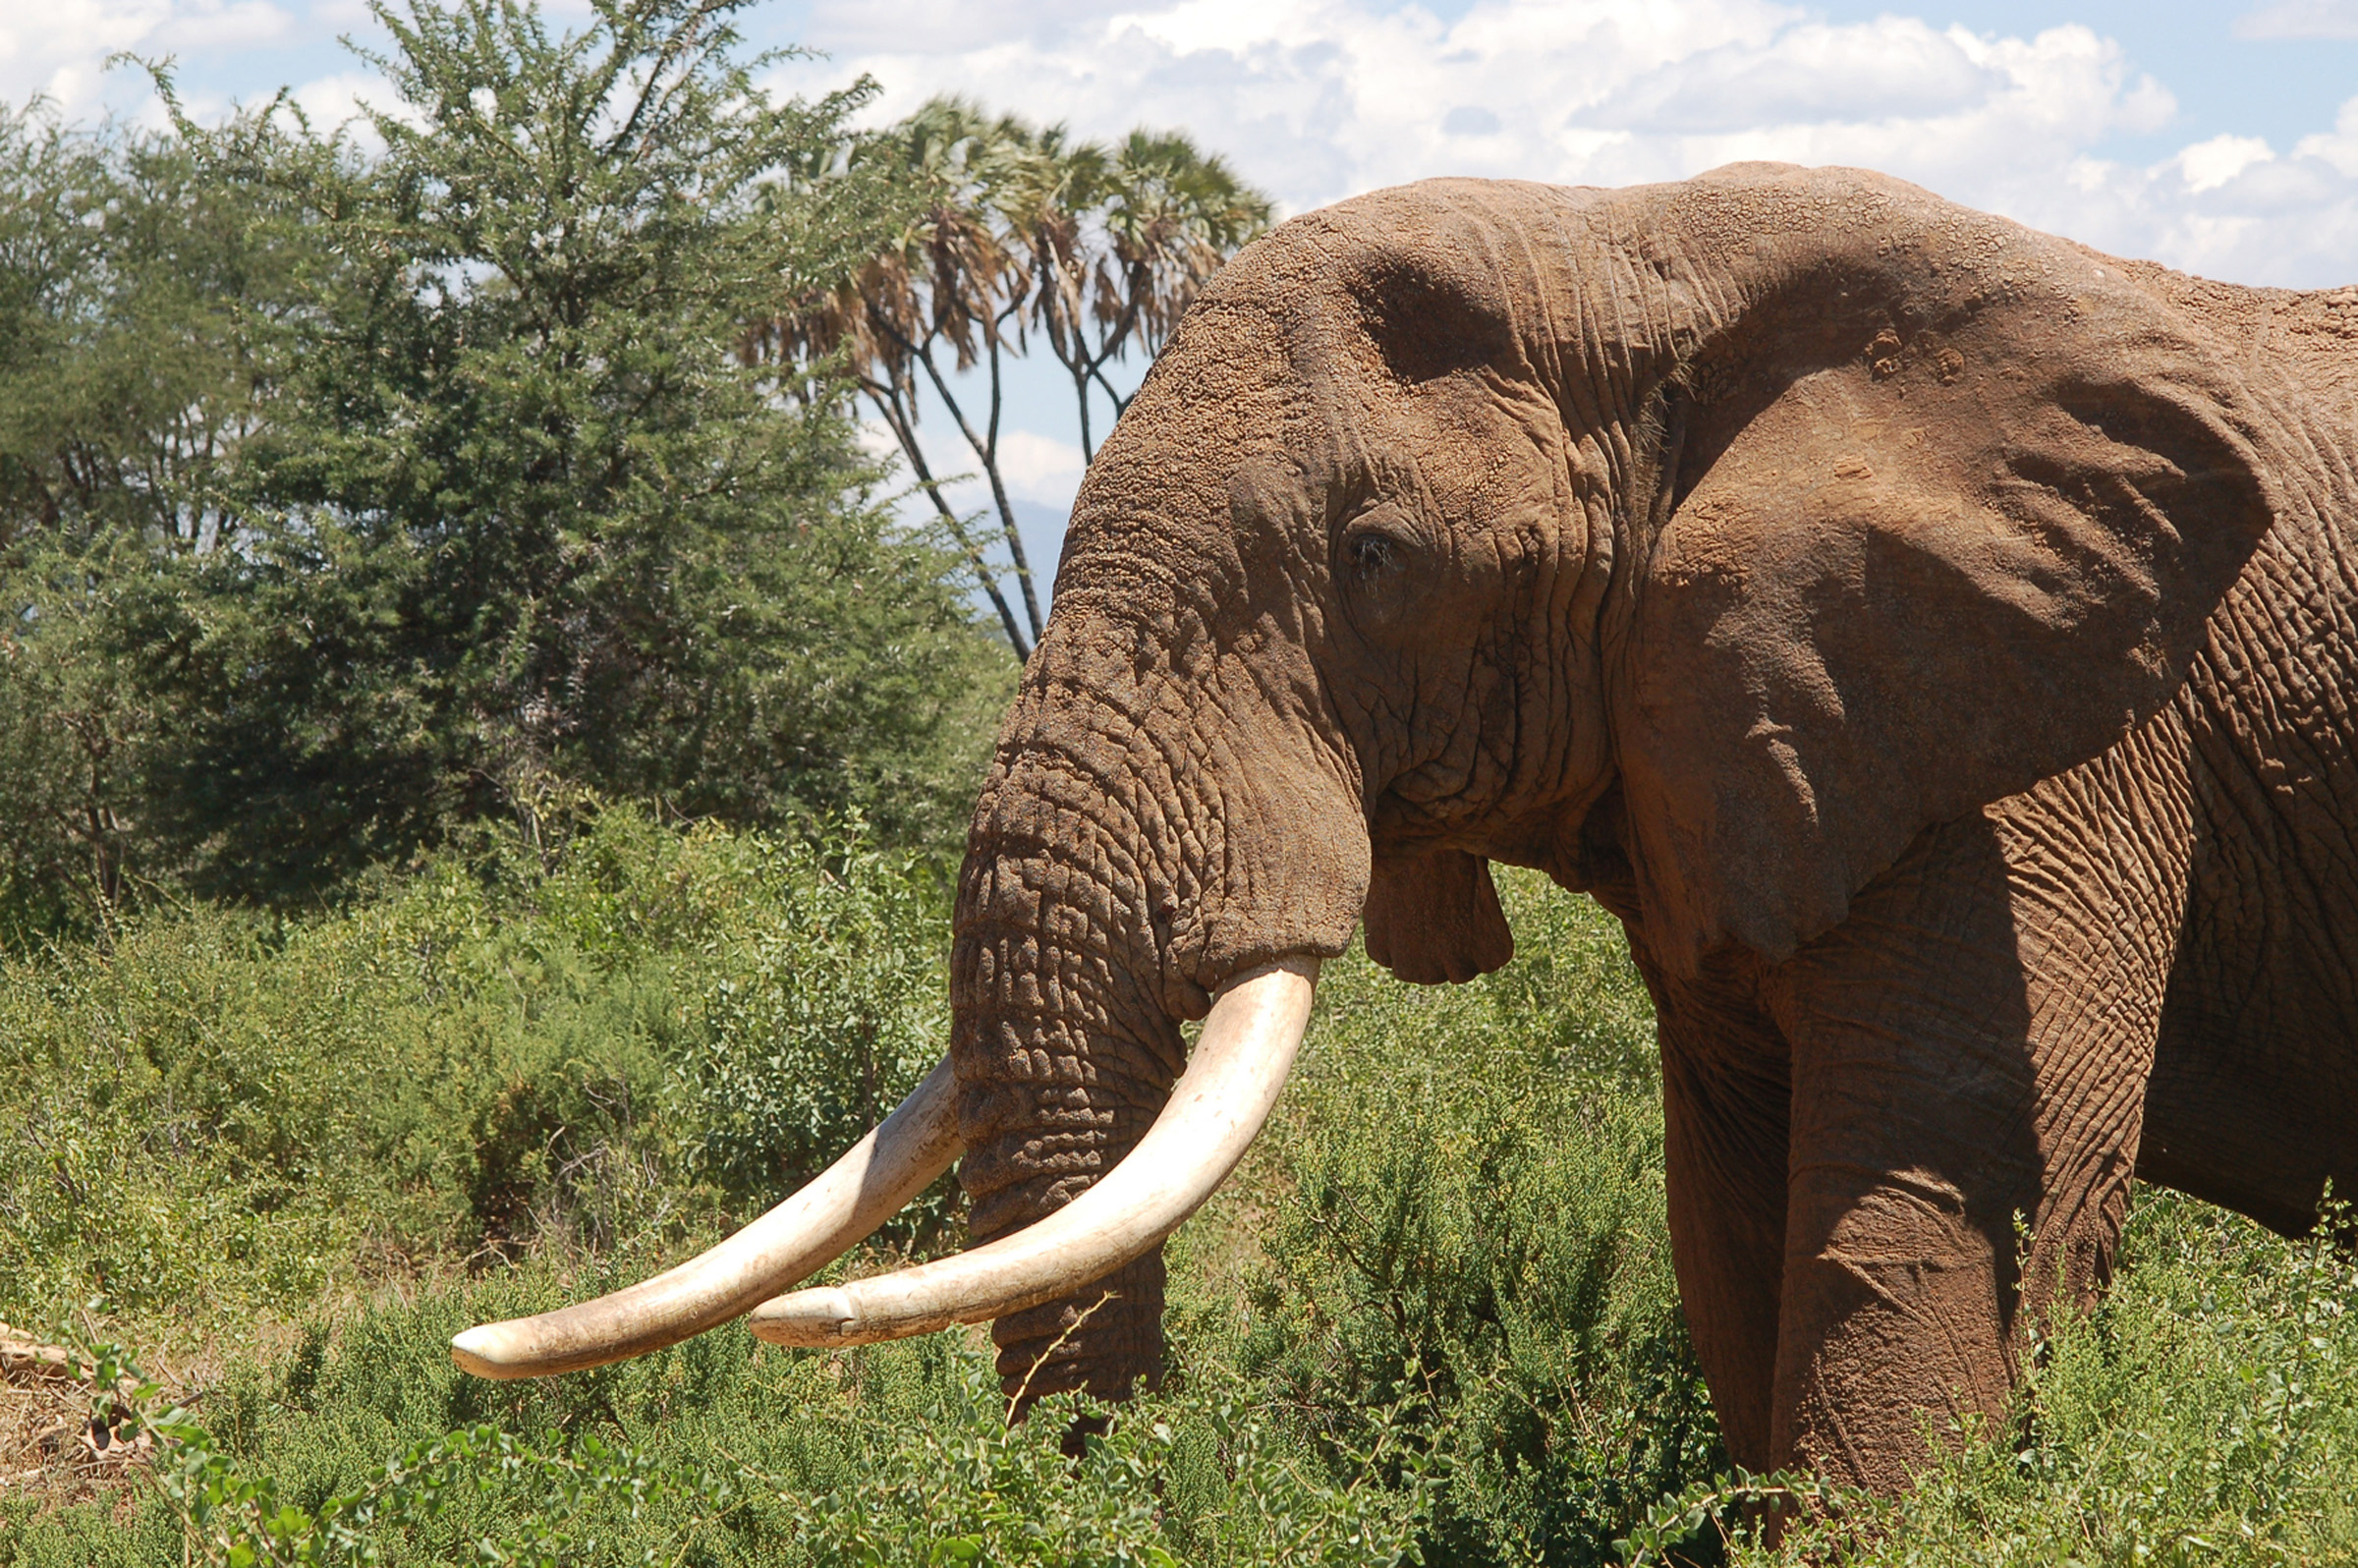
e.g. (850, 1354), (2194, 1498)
(123, 0), (1008, 902)
(771, 100), (1271, 662)
(0, 97), (330, 933)
(0, 97), (317, 557)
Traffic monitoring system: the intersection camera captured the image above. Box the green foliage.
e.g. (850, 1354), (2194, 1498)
(67, 1339), (742, 1568)
(27, 1287), (1428, 1565)
(0, 99), (329, 935)
(0, 2), (1011, 933)
(756, 1349), (1432, 1567)
(0, 98), (308, 552)
(132, 0), (1006, 900)
(680, 825), (957, 1240)
(0, 804), (953, 1322)
(1209, 872), (1723, 1566)
(0, 537), (150, 938)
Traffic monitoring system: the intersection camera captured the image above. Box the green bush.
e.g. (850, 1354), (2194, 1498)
(0, 841), (1671, 1567)
(127, 0), (1010, 900)
(1194, 870), (1721, 1567)
(8, 1281), (1431, 1566)
(0, 804), (954, 1326)
(677, 825), (958, 1245)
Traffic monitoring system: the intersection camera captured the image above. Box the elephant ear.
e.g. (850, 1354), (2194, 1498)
(1618, 264), (2275, 976)
(1364, 847), (1514, 984)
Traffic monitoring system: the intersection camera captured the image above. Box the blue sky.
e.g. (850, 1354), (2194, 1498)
(13, 0), (2358, 589)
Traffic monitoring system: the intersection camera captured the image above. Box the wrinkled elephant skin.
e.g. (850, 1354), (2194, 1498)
(949, 163), (2358, 1495)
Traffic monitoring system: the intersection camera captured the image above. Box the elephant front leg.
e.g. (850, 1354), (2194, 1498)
(1762, 801), (2179, 1494)
(1641, 946), (1793, 1471)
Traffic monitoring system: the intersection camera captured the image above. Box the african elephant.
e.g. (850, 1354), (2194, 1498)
(451, 163), (2358, 1496)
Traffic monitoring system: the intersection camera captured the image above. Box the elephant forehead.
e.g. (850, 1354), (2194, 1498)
(1317, 351), (1567, 497)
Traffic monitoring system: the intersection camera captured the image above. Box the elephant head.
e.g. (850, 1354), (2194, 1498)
(448, 164), (2275, 1410)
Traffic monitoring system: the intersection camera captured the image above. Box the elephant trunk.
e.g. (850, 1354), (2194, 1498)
(916, 650), (1366, 1404)
(944, 826), (1193, 1402)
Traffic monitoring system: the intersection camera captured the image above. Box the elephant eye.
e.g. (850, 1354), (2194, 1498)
(1342, 505), (1419, 588)
(1338, 505), (1425, 639)
(1353, 532), (1405, 579)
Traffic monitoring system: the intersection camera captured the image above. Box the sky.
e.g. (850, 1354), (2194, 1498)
(11, 0), (2358, 592)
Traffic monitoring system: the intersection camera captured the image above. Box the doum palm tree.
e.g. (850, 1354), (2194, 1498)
(766, 99), (1271, 663)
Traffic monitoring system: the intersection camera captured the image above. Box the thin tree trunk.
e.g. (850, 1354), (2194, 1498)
(913, 337), (1043, 644)
(866, 382), (1032, 661)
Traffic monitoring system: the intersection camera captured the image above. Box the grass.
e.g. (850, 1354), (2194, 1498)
(0, 809), (2352, 1565)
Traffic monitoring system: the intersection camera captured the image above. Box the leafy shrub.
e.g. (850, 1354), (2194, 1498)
(12, 1286), (1430, 1567)
(1193, 869), (1722, 1566)
(675, 824), (959, 1245)
(0, 803), (952, 1325)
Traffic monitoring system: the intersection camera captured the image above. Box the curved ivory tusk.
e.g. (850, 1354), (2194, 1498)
(747, 954), (1319, 1350)
(450, 1055), (964, 1379)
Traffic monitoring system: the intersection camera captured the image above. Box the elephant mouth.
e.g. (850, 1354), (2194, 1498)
(448, 955), (1319, 1380)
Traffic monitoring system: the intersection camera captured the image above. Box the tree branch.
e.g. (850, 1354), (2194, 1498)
(911, 335), (1041, 643)
(863, 381), (1030, 661)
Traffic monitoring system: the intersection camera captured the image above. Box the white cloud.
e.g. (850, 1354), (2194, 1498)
(797, 4), (2162, 210)
(287, 67), (393, 138)
(807, 0), (1118, 56)
(0, 0), (309, 114)
(2236, 1), (2358, 39)
(1571, 18), (2001, 135)
(860, 419), (1089, 522)
(928, 428), (1090, 516)
(991, 428), (1089, 509)
(2295, 95), (2358, 173)
(152, 0), (294, 53)
(1, 0), (171, 113)
(787, 1), (2358, 288)
(2178, 133), (2276, 193)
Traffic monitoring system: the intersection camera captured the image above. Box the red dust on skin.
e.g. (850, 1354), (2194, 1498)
(944, 161), (2358, 1501)
(454, 162), (2357, 1509)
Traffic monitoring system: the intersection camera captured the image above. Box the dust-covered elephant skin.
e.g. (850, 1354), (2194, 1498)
(947, 162), (2357, 1494)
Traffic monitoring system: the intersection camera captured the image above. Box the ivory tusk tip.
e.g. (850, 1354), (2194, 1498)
(438, 1055), (965, 1382)
(450, 1323), (536, 1380)
(745, 1286), (861, 1348)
